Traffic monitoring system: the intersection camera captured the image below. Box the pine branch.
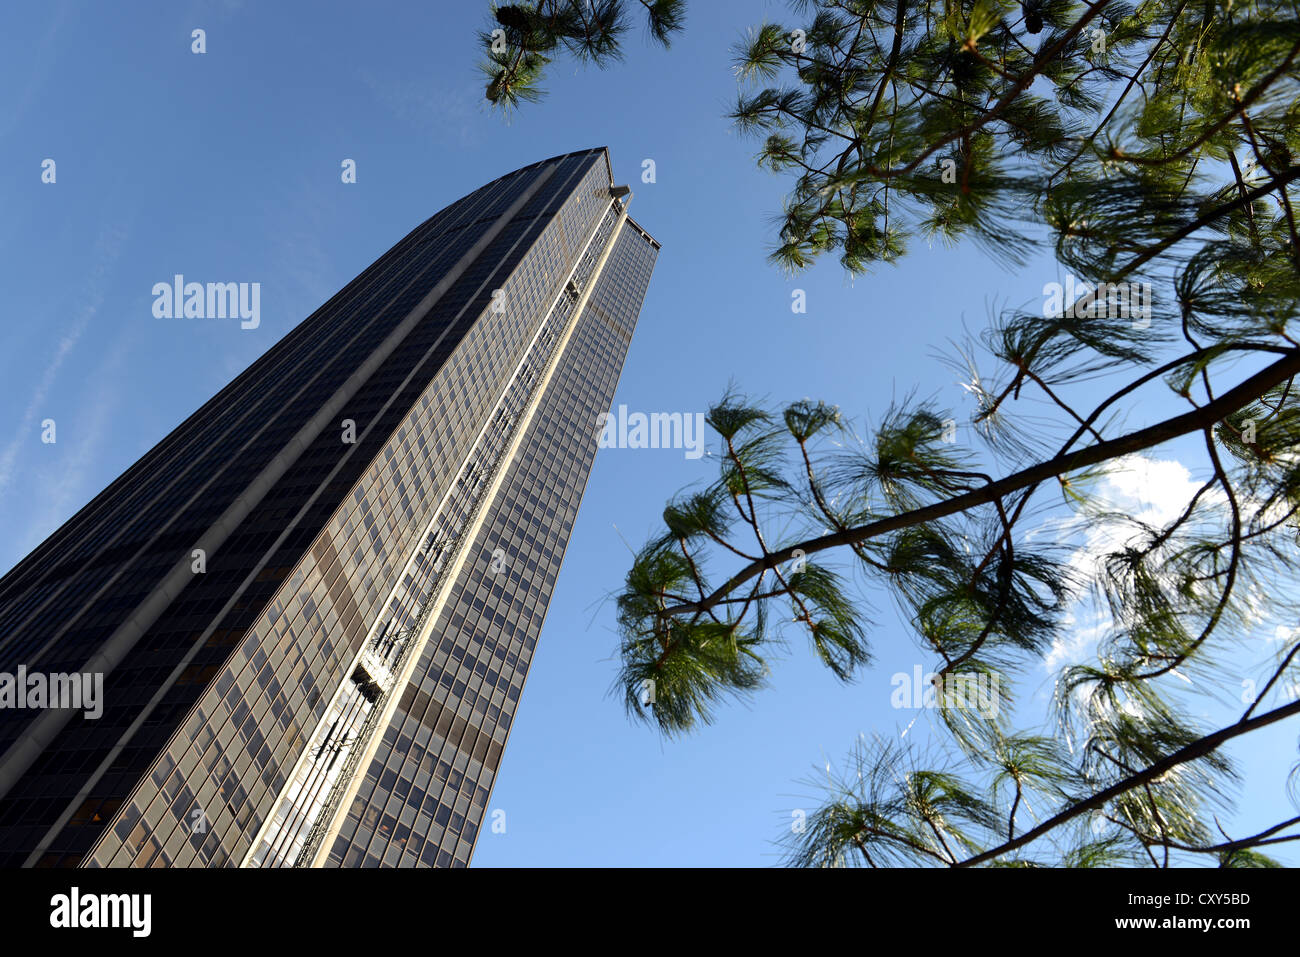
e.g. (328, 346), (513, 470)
(662, 349), (1300, 620)
(957, 698), (1300, 866)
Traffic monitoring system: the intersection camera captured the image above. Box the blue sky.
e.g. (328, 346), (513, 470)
(0, 0), (1295, 866)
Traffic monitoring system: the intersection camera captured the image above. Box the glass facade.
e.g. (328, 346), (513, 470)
(0, 147), (658, 867)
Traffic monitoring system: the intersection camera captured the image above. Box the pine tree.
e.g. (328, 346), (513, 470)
(477, 0), (1300, 866)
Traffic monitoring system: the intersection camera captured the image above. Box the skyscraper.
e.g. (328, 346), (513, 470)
(0, 147), (658, 868)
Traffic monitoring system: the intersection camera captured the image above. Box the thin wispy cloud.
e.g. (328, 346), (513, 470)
(0, 1), (69, 141)
(356, 68), (483, 147)
(0, 223), (128, 496)
(19, 333), (132, 558)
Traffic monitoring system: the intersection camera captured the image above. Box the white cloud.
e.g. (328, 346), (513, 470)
(1042, 453), (1223, 671)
